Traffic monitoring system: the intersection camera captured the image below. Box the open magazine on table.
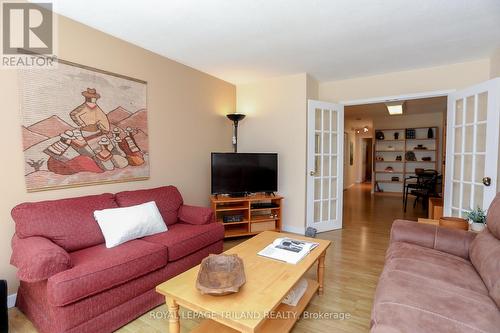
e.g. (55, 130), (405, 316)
(257, 237), (319, 264)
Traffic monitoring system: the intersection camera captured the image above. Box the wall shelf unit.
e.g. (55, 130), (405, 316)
(374, 127), (439, 193)
(210, 194), (283, 238)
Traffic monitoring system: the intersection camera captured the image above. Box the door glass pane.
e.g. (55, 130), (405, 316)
(323, 132), (330, 153)
(474, 185), (484, 209)
(463, 155), (472, 182)
(475, 155), (485, 183)
(331, 156), (337, 175)
(476, 123), (486, 153)
(462, 183), (471, 211)
(315, 156), (321, 175)
(315, 134), (321, 154)
(477, 92), (488, 121)
(455, 99), (463, 125)
(464, 126), (473, 153)
(323, 109), (330, 131)
(330, 199), (337, 220)
(452, 182), (461, 207)
(451, 208), (460, 217)
(453, 155), (461, 181)
(314, 201), (320, 222)
(323, 157), (330, 177)
(315, 108), (321, 130)
(454, 127), (462, 153)
(331, 111), (338, 131)
(322, 200), (329, 221)
(330, 178), (337, 199)
(322, 179), (329, 198)
(466, 95), (475, 124)
(331, 134), (337, 154)
(314, 179), (321, 200)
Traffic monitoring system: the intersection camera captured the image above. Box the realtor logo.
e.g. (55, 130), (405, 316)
(1, 1), (56, 68)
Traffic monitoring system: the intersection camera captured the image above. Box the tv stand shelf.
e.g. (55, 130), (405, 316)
(210, 194), (283, 238)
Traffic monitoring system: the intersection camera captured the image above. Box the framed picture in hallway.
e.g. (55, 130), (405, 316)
(19, 59), (149, 192)
(349, 141), (354, 165)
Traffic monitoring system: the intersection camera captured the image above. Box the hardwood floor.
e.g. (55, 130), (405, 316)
(9, 183), (425, 333)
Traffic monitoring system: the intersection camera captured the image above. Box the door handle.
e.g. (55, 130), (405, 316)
(482, 177), (491, 186)
(310, 171), (316, 176)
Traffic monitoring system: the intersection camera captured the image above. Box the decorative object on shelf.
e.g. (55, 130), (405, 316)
(396, 155), (402, 161)
(391, 176), (400, 182)
(226, 113), (246, 152)
(422, 156), (432, 161)
(384, 166), (394, 172)
(386, 145), (395, 151)
(405, 151), (416, 161)
(415, 168), (424, 174)
(438, 217), (469, 231)
(375, 181), (383, 192)
(394, 132), (399, 140)
(376, 155), (384, 161)
(414, 144), (427, 150)
(427, 127), (434, 139)
(405, 128), (416, 139)
(196, 254), (246, 296)
(19, 59), (149, 192)
(465, 207), (487, 232)
(375, 131), (385, 140)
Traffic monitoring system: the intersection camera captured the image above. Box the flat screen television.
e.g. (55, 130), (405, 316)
(211, 153), (278, 195)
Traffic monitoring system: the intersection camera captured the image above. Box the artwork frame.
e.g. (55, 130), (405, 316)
(349, 141), (354, 165)
(20, 58), (149, 192)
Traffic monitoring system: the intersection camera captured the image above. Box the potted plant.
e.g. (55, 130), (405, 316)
(465, 207), (487, 232)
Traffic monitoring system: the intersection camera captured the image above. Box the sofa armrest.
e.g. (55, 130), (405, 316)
(390, 220), (477, 259)
(178, 205), (215, 225)
(11, 235), (72, 282)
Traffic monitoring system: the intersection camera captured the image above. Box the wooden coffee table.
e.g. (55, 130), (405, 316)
(156, 231), (331, 333)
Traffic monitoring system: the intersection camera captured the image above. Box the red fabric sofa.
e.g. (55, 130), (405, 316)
(371, 193), (500, 333)
(10, 186), (224, 333)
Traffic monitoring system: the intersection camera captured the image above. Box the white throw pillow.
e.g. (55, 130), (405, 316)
(94, 201), (167, 248)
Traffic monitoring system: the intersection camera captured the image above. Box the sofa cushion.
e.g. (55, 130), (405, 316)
(47, 239), (167, 306)
(372, 242), (500, 333)
(115, 186), (183, 226)
(11, 193), (117, 251)
(141, 222), (224, 261)
(470, 228), (500, 308)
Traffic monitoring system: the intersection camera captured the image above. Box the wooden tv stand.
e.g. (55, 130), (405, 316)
(210, 194), (283, 238)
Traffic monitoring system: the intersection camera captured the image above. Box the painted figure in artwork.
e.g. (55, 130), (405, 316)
(70, 88), (111, 134)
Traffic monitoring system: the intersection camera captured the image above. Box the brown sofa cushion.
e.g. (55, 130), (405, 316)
(372, 241), (500, 333)
(470, 228), (500, 309)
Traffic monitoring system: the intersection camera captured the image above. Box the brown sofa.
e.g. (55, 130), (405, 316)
(371, 194), (500, 333)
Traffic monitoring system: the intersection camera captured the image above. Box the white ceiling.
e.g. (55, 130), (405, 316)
(52, 0), (500, 84)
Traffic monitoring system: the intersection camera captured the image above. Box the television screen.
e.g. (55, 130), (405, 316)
(211, 153), (278, 195)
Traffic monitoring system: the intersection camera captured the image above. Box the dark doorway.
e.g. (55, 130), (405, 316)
(363, 138), (373, 182)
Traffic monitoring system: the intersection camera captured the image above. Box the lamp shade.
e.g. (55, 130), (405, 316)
(226, 113), (246, 122)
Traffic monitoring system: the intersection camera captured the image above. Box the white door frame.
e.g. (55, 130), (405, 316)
(340, 89), (455, 106)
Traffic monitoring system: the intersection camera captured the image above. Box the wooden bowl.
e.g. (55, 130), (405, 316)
(439, 217), (469, 231)
(196, 254), (246, 296)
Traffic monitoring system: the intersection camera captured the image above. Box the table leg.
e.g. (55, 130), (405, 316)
(317, 251), (326, 295)
(166, 297), (180, 333)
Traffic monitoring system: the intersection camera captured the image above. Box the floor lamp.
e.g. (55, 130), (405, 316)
(226, 113), (246, 152)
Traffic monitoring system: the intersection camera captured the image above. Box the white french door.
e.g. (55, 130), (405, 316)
(306, 100), (344, 232)
(444, 78), (500, 217)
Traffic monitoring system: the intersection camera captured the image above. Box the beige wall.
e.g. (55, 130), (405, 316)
(319, 59), (490, 102)
(236, 74), (308, 234)
(491, 49), (500, 78)
(0, 16), (235, 294)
